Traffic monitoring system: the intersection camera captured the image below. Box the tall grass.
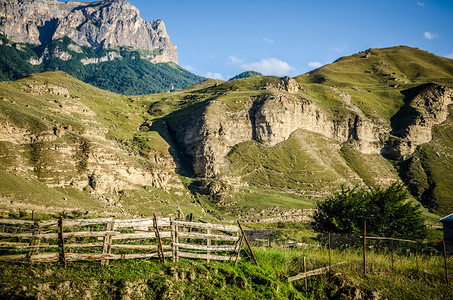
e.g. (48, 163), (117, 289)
(253, 244), (452, 299)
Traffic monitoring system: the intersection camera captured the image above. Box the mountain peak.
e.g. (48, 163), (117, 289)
(0, 0), (177, 63)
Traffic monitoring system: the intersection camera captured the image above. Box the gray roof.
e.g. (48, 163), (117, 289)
(439, 213), (453, 222)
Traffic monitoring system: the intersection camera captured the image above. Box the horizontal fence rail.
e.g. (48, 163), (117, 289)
(0, 217), (245, 265)
(172, 220), (242, 263)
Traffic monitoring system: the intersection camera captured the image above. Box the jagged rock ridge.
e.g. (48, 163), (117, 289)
(0, 0), (177, 64)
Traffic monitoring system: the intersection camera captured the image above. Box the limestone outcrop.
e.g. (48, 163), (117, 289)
(168, 78), (385, 178)
(383, 84), (453, 160)
(0, 0), (177, 64)
(167, 77), (452, 179)
(0, 78), (183, 197)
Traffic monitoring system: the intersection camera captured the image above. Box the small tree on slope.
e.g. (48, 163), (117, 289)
(313, 183), (427, 239)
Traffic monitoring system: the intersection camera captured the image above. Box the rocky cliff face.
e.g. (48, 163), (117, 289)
(383, 84), (453, 160)
(168, 77), (385, 178)
(0, 0), (177, 64)
(166, 76), (452, 182)
(0, 72), (183, 201)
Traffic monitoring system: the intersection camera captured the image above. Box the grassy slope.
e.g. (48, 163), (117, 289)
(296, 46), (453, 122)
(1, 45), (453, 218)
(0, 71), (203, 218)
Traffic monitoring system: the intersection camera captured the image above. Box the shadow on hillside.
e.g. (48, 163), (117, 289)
(147, 100), (212, 196)
(148, 119), (194, 179)
(390, 83), (433, 136)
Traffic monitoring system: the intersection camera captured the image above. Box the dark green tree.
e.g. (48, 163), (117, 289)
(313, 183), (427, 239)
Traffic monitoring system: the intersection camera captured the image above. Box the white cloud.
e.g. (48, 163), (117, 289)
(240, 58), (295, 76)
(424, 31), (438, 40)
(262, 37), (275, 44)
(204, 72), (224, 80)
(183, 65), (194, 71)
(446, 53), (453, 59)
(229, 55), (243, 64)
(417, 1), (425, 7)
(308, 61), (323, 69)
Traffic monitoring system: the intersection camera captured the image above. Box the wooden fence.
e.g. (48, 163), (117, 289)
(0, 217), (250, 265)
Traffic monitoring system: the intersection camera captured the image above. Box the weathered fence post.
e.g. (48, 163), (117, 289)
(59, 216), (67, 268)
(328, 232), (331, 273)
(207, 228), (211, 262)
(187, 213), (193, 243)
(154, 214), (166, 264)
(171, 216), (180, 262)
(171, 217), (176, 262)
(235, 236), (244, 266)
(443, 240), (449, 284)
(237, 221), (259, 267)
(363, 220), (366, 275)
(303, 256), (308, 291)
(101, 221), (114, 265)
(26, 220), (41, 260)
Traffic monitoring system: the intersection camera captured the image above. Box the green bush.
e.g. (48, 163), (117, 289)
(313, 183), (427, 239)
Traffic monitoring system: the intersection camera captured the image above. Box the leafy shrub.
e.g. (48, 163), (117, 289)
(313, 183), (427, 239)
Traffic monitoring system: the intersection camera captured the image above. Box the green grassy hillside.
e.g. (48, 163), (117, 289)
(296, 46), (453, 121)
(0, 71), (203, 218)
(293, 46), (453, 215)
(228, 71), (263, 81)
(1, 45), (452, 219)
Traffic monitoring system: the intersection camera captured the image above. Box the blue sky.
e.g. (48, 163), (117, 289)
(79, 0), (453, 80)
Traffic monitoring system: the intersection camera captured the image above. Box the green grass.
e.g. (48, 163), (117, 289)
(226, 130), (364, 194)
(232, 187), (315, 210)
(1, 243), (451, 299)
(340, 144), (400, 187)
(0, 260), (302, 299)
(295, 46), (453, 121)
(0, 170), (104, 212)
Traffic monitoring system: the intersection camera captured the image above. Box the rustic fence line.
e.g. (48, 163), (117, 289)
(0, 217), (256, 266)
(288, 222), (451, 285)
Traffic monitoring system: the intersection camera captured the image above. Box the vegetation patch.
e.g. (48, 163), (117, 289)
(313, 183), (427, 239)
